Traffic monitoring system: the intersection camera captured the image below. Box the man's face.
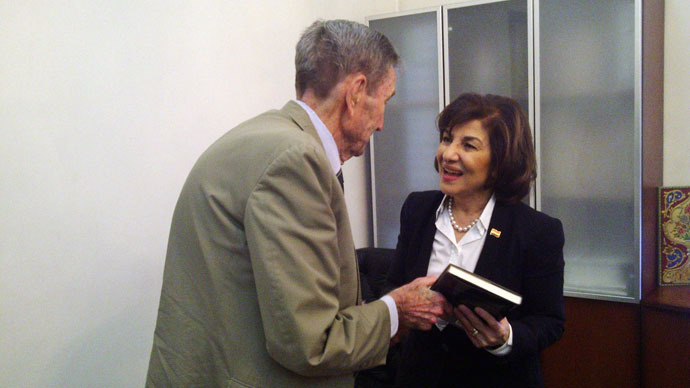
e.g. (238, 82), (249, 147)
(341, 67), (396, 160)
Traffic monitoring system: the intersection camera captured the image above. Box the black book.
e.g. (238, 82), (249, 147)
(430, 263), (522, 320)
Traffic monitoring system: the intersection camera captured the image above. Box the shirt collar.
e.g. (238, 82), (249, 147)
(294, 100), (341, 174)
(435, 193), (496, 234)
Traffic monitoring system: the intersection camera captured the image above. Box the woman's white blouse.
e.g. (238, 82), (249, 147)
(427, 194), (513, 355)
(427, 194), (496, 277)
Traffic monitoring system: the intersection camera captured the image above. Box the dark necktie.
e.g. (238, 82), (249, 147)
(336, 169), (344, 191)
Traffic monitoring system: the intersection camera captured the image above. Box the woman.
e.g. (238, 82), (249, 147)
(387, 93), (564, 388)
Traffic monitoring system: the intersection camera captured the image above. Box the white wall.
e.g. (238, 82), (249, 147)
(0, 1), (396, 387)
(663, 0), (690, 186)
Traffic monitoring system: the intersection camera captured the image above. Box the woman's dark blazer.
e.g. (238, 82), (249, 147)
(387, 191), (565, 388)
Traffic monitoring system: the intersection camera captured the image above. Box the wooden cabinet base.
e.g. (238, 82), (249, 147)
(540, 297), (640, 388)
(641, 306), (690, 388)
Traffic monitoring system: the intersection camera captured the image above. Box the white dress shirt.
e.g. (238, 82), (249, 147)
(429, 194), (513, 356)
(294, 100), (399, 338)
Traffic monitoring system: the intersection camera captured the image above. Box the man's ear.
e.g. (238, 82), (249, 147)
(345, 73), (367, 115)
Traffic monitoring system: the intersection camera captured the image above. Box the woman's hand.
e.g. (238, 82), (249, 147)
(454, 305), (510, 349)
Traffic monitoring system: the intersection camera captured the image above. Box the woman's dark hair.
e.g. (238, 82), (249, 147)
(436, 93), (536, 204)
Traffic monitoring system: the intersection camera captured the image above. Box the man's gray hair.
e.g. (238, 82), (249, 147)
(295, 19), (399, 99)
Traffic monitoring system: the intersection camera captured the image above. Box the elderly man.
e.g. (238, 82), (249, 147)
(146, 19), (447, 388)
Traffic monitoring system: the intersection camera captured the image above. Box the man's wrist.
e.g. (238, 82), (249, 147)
(380, 294), (399, 338)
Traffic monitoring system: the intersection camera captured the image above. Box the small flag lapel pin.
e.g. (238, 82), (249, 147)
(490, 228), (501, 238)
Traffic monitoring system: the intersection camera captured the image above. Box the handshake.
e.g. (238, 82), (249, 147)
(387, 276), (450, 337)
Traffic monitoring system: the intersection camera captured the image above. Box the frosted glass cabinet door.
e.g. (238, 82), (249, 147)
(445, 0), (529, 111)
(538, 0), (639, 300)
(368, 10), (443, 248)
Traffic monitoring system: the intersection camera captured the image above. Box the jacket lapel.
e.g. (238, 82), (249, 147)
(412, 192), (445, 279)
(282, 101), (362, 304)
(474, 202), (512, 281)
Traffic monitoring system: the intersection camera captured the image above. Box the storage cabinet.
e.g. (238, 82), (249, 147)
(369, 1), (667, 386)
(537, 0), (640, 301)
(368, 0), (659, 303)
(368, 9), (444, 249)
(445, 0), (529, 110)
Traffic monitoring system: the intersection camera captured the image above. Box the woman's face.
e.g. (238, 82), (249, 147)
(436, 119), (492, 200)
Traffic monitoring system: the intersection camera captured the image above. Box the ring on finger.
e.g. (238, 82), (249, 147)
(471, 328), (479, 337)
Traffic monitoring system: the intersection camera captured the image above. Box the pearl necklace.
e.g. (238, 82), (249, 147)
(447, 197), (479, 233)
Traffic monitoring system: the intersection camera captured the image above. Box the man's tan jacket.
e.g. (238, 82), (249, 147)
(146, 101), (391, 387)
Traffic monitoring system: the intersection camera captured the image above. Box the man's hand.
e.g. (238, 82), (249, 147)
(388, 276), (449, 331)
